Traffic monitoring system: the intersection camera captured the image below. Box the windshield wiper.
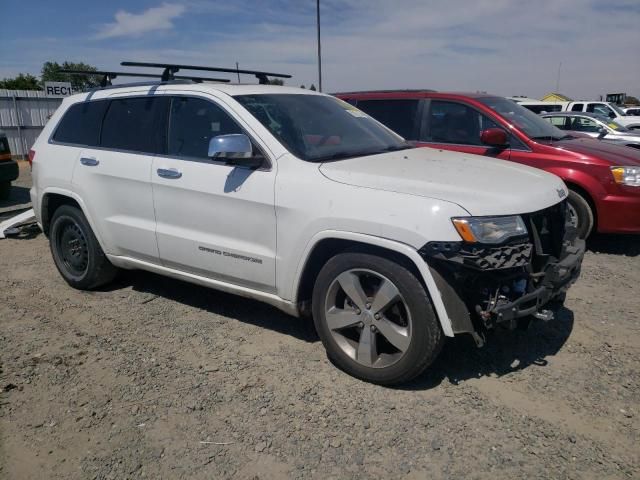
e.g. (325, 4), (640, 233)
(531, 135), (567, 142)
(312, 144), (413, 162)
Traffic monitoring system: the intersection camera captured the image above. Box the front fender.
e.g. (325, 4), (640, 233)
(292, 230), (456, 337)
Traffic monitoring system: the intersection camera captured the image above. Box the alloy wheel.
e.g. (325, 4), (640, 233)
(324, 269), (412, 368)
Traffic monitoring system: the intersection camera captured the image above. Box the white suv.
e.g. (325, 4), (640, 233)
(30, 82), (585, 384)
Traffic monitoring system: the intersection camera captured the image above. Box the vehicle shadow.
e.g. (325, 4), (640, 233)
(111, 269), (319, 343)
(401, 307), (574, 391)
(587, 234), (639, 257)
(0, 185), (31, 210)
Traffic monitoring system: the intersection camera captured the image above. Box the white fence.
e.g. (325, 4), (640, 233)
(0, 90), (63, 157)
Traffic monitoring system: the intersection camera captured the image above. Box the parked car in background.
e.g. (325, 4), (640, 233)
(623, 106), (640, 116)
(29, 82), (585, 385)
(0, 131), (19, 200)
(540, 112), (640, 149)
(336, 90), (640, 238)
(516, 100), (640, 129)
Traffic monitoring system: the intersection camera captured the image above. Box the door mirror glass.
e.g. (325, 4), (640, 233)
(208, 134), (263, 169)
(480, 128), (509, 147)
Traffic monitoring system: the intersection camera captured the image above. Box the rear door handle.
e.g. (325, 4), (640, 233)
(80, 157), (99, 166)
(157, 168), (182, 179)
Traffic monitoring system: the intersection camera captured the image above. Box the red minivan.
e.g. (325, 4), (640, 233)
(336, 91), (640, 238)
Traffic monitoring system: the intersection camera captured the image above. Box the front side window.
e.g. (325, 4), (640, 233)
(478, 97), (568, 141)
(571, 103), (584, 112)
(101, 97), (167, 153)
(168, 97), (243, 159)
(234, 94), (409, 162)
(52, 100), (108, 146)
(355, 99), (419, 139)
(587, 103), (615, 118)
(570, 117), (600, 133)
(424, 101), (499, 145)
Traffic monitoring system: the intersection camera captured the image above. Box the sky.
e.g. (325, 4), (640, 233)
(1, 0), (639, 100)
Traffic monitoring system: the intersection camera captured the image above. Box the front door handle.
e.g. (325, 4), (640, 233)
(80, 157), (99, 166)
(157, 168), (182, 179)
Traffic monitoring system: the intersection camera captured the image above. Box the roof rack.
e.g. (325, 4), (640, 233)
(120, 61), (292, 85)
(60, 69), (230, 87)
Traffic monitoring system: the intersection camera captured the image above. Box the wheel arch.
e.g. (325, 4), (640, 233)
(292, 231), (455, 337)
(562, 180), (598, 231)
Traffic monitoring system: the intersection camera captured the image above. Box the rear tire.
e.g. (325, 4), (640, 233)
(312, 252), (444, 385)
(0, 181), (10, 200)
(567, 189), (594, 239)
(49, 205), (117, 290)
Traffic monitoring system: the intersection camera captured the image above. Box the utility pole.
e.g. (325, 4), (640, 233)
(236, 62), (241, 83)
(555, 61), (562, 93)
(316, 0), (322, 92)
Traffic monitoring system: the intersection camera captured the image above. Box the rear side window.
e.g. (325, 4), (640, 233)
(571, 103), (584, 111)
(101, 97), (168, 154)
(168, 97), (243, 159)
(546, 116), (568, 129)
(52, 100), (108, 146)
(355, 99), (419, 139)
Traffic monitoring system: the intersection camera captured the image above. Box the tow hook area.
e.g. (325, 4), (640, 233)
(533, 309), (554, 322)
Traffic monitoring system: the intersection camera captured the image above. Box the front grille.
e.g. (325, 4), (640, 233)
(523, 200), (567, 260)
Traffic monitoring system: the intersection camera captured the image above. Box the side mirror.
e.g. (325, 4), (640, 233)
(208, 134), (263, 168)
(480, 128), (509, 147)
(597, 127), (608, 140)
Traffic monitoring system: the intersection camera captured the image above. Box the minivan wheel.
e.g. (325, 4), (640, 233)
(312, 252), (444, 385)
(50, 205), (117, 290)
(567, 190), (594, 239)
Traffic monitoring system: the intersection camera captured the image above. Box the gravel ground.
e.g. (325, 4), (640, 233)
(1, 163), (639, 479)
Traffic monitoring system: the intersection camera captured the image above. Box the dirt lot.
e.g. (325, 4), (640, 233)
(1, 163), (639, 479)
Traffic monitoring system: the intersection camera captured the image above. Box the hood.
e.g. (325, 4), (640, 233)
(555, 137), (640, 167)
(319, 147), (567, 216)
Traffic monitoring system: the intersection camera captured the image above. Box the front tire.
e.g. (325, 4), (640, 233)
(567, 189), (594, 239)
(312, 252), (444, 385)
(49, 205), (117, 290)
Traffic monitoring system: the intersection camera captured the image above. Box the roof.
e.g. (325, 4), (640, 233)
(65, 83), (323, 103)
(541, 92), (573, 101)
(334, 90), (498, 99)
(539, 111), (602, 118)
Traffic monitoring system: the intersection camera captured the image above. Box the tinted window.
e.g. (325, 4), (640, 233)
(101, 97), (167, 154)
(522, 104), (563, 114)
(53, 100), (108, 146)
(424, 101), (499, 145)
(168, 97), (243, 159)
(571, 103), (584, 111)
(0, 135), (9, 154)
(571, 117), (600, 133)
(355, 99), (419, 139)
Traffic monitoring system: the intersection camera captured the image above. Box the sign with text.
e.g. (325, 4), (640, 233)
(44, 81), (73, 97)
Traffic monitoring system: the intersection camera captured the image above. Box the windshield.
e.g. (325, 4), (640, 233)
(610, 103), (626, 116)
(478, 96), (569, 140)
(234, 94), (411, 161)
(593, 114), (630, 132)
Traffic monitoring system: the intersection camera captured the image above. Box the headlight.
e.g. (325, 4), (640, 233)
(611, 166), (640, 187)
(452, 215), (527, 244)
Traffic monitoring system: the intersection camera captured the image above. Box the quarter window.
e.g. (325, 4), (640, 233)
(424, 101), (499, 145)
(355, 99), (419, 139)
(52, 100), (108, 146)
(168, 97), (243, 159)
(101, 97), (167, 154)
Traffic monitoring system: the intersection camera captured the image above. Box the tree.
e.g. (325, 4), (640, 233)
(300, 85), (306, 89)
(268, 78), (284, 86)
(0, 73), (40, 90)
(309, 84), (317, 91)
(625, 95), (639, 105)
(41, 61), (101, 91)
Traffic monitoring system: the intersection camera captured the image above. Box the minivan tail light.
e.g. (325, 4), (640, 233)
(28, 149), (35, 168)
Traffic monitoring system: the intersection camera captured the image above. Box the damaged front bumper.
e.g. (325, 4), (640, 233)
(420, 203), (585, 345)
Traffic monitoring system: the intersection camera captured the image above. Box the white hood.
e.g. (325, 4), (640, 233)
(319, 147), (567, 216)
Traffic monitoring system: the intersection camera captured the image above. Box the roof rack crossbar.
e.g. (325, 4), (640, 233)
(121, 61), (292, 84)
(60, 69), (231, 87)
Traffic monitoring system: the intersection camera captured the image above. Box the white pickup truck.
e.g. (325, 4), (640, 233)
(513, 99), (640, 130)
